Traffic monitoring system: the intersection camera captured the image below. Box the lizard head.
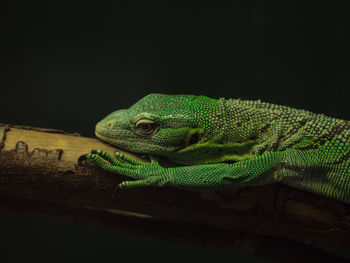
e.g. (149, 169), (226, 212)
(95, 93), (255, 164)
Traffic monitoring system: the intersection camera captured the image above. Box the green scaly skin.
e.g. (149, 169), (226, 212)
(79, 94), (350, 203)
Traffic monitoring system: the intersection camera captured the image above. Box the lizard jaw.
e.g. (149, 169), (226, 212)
(95, 129), (180, 153)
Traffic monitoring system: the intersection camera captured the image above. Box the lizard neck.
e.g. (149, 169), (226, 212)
(212, 98), (276, 144)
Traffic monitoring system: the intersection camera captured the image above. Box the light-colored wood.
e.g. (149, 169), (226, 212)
(3, 126), (143, 169)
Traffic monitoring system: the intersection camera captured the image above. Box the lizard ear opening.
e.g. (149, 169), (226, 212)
(185, 131), (201, 146)
(189, 132), (200, 145)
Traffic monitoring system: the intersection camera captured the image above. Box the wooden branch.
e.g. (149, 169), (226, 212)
(0, 123), (350, 263)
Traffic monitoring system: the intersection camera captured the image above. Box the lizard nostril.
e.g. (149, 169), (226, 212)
(107, 121), (113, 127)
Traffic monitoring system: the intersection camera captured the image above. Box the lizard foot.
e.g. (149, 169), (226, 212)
(78, 150), (170, 189)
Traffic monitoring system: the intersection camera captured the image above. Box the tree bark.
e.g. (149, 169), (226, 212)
(0, 123), (349, 262)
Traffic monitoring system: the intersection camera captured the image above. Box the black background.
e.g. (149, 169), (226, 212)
(1, 1), (349, 262)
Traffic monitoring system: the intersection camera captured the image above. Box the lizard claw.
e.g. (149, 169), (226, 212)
(78, 154), (89, 165)
(116, 183), (127, 191)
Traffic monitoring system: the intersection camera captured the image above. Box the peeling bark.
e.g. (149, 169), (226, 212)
(0, 123), (350, 262)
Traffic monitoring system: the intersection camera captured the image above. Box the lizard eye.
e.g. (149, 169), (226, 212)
(135, 119), (157, 135)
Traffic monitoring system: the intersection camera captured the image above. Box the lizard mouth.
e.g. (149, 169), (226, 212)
(95, 128), (181, 151)
(95, 128), (141, 143)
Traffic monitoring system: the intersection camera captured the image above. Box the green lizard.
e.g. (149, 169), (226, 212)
(79, 94), (350, 203)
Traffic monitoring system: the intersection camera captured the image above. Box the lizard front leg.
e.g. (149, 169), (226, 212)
(78, 150), (285, 190)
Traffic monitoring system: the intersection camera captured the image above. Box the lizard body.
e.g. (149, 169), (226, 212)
(80, 94), (350, 203)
